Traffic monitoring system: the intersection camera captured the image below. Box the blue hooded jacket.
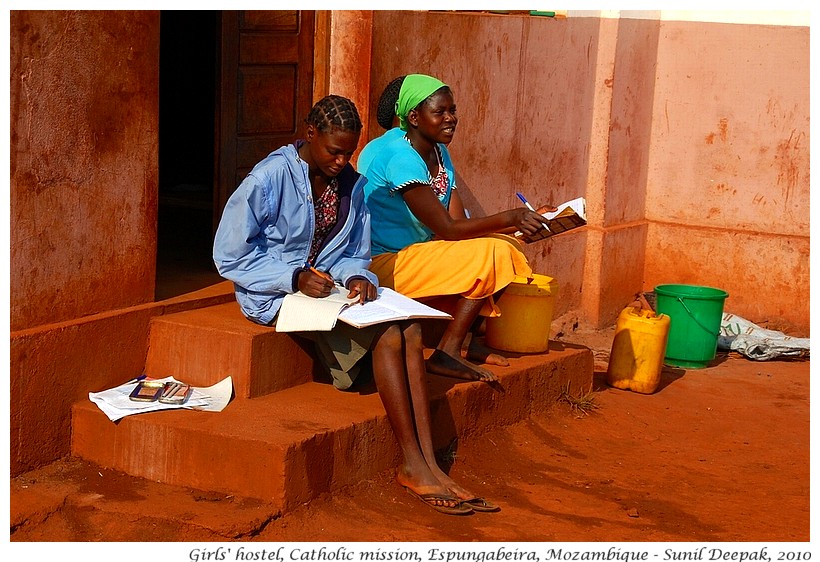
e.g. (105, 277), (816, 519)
(213, 142), (377, 325)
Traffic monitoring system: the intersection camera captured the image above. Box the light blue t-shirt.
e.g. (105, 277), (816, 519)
(356, 127), (404, 176)
(359, 128), (456, 255)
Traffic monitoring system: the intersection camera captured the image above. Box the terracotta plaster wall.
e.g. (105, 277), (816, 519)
(9, 11), (161, 475)
(643, 20), (809, 332)
(328, 11), (373, 157)
(10, 309), (155, 475)
(10, 11), (160, 332)
(576, 16), (659, 326)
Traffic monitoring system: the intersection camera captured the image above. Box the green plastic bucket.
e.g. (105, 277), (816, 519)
(654, 284), (728, 369)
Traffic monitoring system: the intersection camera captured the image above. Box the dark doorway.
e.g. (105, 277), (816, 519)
(156, 10), (224, 300)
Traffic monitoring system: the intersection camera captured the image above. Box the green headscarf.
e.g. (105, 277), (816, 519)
(395, 74), (448, 131)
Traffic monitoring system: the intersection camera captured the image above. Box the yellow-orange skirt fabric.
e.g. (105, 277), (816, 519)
(368, 234), (532, 317)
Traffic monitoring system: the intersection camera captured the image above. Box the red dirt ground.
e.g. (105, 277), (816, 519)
(9, 328), (811, 550)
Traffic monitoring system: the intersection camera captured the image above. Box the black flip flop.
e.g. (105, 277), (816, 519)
(461, 496), (500, 512)
(405, 487), (474, 515)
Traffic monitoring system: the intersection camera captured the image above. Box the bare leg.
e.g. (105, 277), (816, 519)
(466, 322), (510, 367)
(370, 324), (464, 512)
(401, 321), (498, 510)
(467, 339), (509, 366)
(426, 297), (497, 381)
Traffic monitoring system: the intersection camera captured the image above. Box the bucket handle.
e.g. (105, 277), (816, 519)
(676, 296), (719, 336)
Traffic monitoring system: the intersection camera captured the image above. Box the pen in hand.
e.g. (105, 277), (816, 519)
(309, 266), (334, 283)
(299, 262), (335, 298)
(516, 192), (538, 212)
(516, 192), (550, 233)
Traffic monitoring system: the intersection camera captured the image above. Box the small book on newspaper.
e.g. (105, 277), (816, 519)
(516, 197), (587, 243)
(275, 286), (452, 332)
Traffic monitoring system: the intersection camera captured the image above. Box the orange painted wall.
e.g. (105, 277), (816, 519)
(10, 11), (159, 332)
(9, 11), (160, 475)
(328, 11), (373, 156)
(643, 19), (809, 332)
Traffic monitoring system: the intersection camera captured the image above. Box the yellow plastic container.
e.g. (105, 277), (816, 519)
(606, 306), (670, 394)
(485, 274), (558, 353)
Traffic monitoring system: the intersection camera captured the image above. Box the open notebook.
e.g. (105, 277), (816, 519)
(275, 286), (452, 332)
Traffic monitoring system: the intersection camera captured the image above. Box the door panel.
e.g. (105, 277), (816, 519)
(215, 10), (315, 223)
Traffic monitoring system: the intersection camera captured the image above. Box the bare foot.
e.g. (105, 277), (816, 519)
(429, 467), (473, 500)
(466, 339), (509, 366)
(426, 349), (497, 382)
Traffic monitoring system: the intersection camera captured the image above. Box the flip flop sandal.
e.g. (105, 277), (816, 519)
(461, 497), (500, 512)
(405, 488), (474, 515)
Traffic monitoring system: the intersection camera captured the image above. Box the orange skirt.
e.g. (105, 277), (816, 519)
(369, 235), (532, 317)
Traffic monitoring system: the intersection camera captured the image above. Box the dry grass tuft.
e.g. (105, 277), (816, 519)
(558, 382), (600, 417)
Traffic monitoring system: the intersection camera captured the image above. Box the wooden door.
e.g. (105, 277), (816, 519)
(215, 10), (315, 223)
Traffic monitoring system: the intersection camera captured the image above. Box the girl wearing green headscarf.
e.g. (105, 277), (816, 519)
(394, 74), (448, 130)
(358, 75), (555, 384)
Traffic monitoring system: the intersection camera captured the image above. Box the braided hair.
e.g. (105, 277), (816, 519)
(376, 75), (406, 130)
(305, 95), (363, 134)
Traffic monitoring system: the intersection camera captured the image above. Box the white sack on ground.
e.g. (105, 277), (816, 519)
(718, 313), (810, 361)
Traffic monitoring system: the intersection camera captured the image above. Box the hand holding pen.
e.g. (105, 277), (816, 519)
(298, 263), (335, 298)
(515, 192), (557, 234)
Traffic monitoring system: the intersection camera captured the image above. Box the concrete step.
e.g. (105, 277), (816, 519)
(71, 344), (593, 513)
(144, 301), (319, 398)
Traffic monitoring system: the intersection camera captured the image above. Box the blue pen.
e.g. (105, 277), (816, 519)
(128, 374), (147, 384)
(516, 192), (537, 212)
(517, 192), (550, 233)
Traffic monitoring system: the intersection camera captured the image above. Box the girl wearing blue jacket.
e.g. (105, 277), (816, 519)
(213, 95), (498, 516)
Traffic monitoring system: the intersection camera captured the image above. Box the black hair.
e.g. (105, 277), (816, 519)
(376, 75), (406, 130)
(305, 95), (363, 134)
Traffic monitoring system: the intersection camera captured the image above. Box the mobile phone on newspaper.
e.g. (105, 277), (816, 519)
(158, 382), (192, 405)
(128, 381), (165, 402)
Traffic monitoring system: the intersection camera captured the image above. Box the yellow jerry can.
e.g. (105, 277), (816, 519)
(606, 306), (670, 394)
